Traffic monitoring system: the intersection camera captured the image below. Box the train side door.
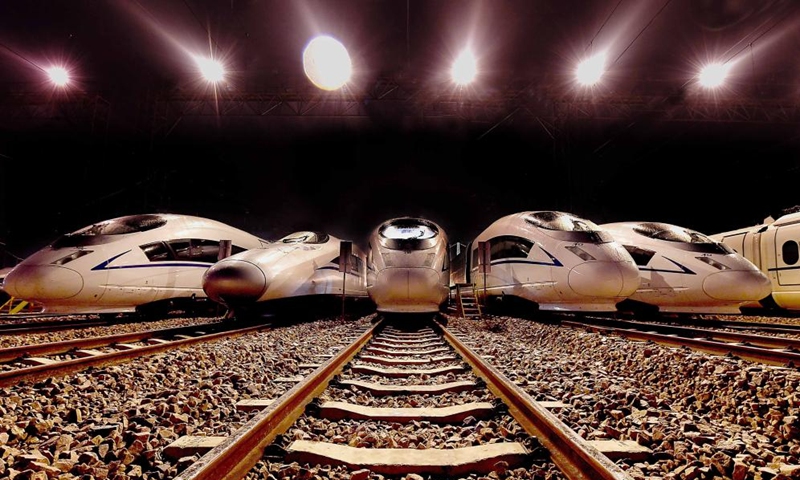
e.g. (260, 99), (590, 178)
(773, 226), (800, 286)
(745, 231), (763, 271)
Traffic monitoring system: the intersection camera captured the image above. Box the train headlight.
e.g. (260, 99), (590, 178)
(696, 256), (730, 270)
(52, 250), (93, 266)
(565, 245), (595, 261)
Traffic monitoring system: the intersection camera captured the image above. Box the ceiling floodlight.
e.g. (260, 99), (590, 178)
(698, 62), (730, 88)
(303, 35), (352, 91)
(575, 52), (606, 86)
(46, 66), (70, 87)
(195, 56), (226, 83)
(451, 49), (477, 86)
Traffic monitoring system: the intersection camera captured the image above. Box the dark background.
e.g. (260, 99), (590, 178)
(1, 0), (799, 260)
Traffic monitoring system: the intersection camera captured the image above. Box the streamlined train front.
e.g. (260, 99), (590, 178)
(469, 211), (641, 312)
(3, 213), (269, 315)
(366, 217), (450, 314)
(202, 231), (369, 318)
(602, 221), (773, 314)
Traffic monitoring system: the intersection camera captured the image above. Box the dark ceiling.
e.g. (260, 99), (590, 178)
(1, 0), (800, 260)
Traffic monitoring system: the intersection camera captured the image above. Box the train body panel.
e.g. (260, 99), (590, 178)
(603, 221), (772, 314)
(3, 213), (270, 315)
(366, 217), (450, 314)
(202, 231), (370, 318)
(710, 211), (800, 311)
(468, 211), (641, 312)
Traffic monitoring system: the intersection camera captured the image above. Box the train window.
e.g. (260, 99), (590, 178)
(52, 215), (169, 249)
(782, 241), (799, 265)
(140, 242), (174, 262)
(191, 239), (224, 263)
(169, 240), (193, 261)
(524, 212), (613, 243)
(378, 218), (441, 250)
(633, 222), (733, 254)
(633, 222), (710, 243)
(166, 239), (222, 263)
(622, 245), (655, 266)
(281, 231), (330, 244)
(51, 249), (93, 266)
(489, 235), (533, 260)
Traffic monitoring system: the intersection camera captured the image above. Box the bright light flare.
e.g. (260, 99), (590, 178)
(698, 62), (730, 88)
(575, 52), (606, 86)
(194, 56), (226, 83)
(451, 49), (477, 86)
(46, 66), (70, 87)
(303, 35), (352, 91)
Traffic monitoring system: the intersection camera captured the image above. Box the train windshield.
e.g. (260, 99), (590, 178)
(379, 218), (440, 250)
(632, 222), (735, 254)
(51, 214), (168, 248)
(280, 231), (330, 244)
(523, 211), (614, 243)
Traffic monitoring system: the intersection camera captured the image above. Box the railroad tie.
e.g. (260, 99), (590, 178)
(313, 400), (495, 423)
(333, 379), (477, 396)
(350, 364), (464, 377)
(365, 346), (450, 356)
(284, 441), (530, 477)
(357, 354), (457, 366)
(370, 341), (445, 350)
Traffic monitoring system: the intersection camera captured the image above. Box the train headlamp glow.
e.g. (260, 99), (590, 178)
(565, 245), (595, 261)
(696, 256), (730, 270)
(52, 250), (92, 266)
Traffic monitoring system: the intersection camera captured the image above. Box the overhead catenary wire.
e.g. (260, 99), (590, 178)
(721, 9), (795, 65)
(182, 0), (223, 54)
(586, 0), (625, 52)
(611, 0), (673, 66)
(0, 41), (46, 72)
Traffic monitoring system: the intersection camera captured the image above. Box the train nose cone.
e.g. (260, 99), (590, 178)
(568, 261), (641, 298)
(203, 260), (267, 304)
(703, 270), (772, 301)
(372, 268), (445, 312)
(3, 265), (84, 300)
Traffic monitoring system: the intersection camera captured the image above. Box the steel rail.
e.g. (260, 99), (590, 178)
(437, 319), (634, 480)
(0, 321), (227, 362)
(570, 317), (800, 350)
(174, 320), (380, 480)
(563, 321), (800, 367)
(0, 324), (270, 388)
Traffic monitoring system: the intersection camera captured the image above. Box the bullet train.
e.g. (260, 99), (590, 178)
(600, 221), (772, 315)
(464, 211), (641, 314)
(202, 230), (372, 319)
(2, 213), (270, 316)
(366, 216), (451, 315)
(709, 210), (800, 312)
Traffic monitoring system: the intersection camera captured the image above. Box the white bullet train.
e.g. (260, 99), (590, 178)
(2, 213), (270, 316)
(366, 216), (451, 315)
(601, 221), (772, 315)
(709, 210), (800, 312)
(202, 230), (372, 319)
(464, 211), (641, 313)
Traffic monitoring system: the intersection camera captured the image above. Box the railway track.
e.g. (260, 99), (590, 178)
(0, 312), (214, 334)
(173, 315), (643, 480)
(559, 316), (800, 368)
(0, 319), (272, 388)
